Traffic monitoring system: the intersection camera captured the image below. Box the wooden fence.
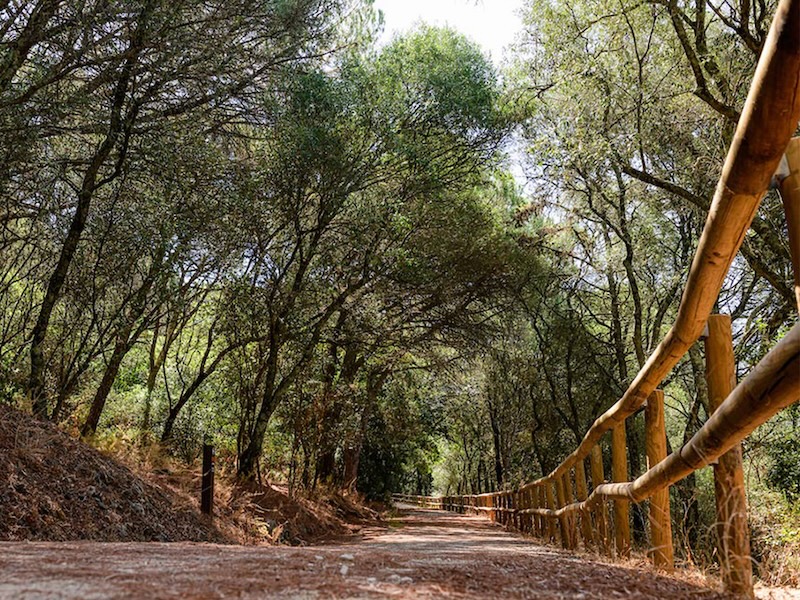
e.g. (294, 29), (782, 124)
(394, 0), (800, 596)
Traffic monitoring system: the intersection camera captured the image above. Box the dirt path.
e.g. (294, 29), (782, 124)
(0, 505), (734, 599)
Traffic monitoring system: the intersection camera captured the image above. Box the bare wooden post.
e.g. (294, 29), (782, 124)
(201, 443), (215, 517)
(522, 490), (527, 532)
(497, 494), (502, 525)
(538, 485), (547, 537)
(523, 488), (532, 533)
(779, 137), (800, 315)
(705, 315), (754, 597)
(496, 494), (502, 524)
(574, 458), (594, 549)
(612, 423), (631, 559)
(554, 475), (570, 549)
(545, 481), (557, 543)
(563, 471), (579, 549)
(527, 488), (535, 533)
(645, 390), (674, 570)
(590, 445), (611, 555)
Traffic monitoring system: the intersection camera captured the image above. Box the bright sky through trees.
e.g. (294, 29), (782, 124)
(374, 0), (527, 185)
(373, 0), (523, 64)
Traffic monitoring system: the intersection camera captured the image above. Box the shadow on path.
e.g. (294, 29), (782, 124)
(0, 506), (732, 599)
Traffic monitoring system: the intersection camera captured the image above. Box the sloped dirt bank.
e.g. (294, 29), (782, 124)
(0, 405), (225, 542)
(0, 405), (380, 546)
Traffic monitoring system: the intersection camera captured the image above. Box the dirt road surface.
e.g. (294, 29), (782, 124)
(0, 506), (737, 599)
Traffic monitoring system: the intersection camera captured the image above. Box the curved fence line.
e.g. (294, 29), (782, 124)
(395, 0), (800, 596)
(525, 0), (800, 491)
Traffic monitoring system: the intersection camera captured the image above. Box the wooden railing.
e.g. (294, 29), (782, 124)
(395, 0), (800, 596)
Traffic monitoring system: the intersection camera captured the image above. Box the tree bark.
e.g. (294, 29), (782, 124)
(28, 13), (144, 417)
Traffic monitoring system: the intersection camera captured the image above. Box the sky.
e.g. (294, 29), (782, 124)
(372, 0), (524, 65)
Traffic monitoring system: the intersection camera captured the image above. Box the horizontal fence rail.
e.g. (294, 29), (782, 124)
(396, 0), (800, 596)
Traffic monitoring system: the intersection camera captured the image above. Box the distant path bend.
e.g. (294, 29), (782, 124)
(0, 506), (732, 599)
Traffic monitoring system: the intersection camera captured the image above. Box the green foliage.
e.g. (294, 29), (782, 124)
(358, 373), (442, 500)
(768, 428), (800, 502)
(2, 0), (797, 582)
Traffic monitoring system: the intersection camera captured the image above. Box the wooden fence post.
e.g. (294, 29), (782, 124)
(498, 494), (503, 524)
(612, 423), (631, 559)
(590, 445), (611, 555)
(528, 487), (536, 533)
(528, 487), (536, 535)
(554, 476), (569, 549)
(705, 314), (754, 598)
(201, 443), (215, 517)
(523, 488), (532, 533)
(563, 471), (579, 549)
(574, 458), (594, 549)
(645, 390), (674, 570)
(545, 481), (557, 543)
(779, 137), (800, 314)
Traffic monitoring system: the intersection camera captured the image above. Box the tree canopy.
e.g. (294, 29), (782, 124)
(1, 0), (798, 583)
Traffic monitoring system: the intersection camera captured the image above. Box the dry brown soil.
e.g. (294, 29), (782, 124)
(0, 505), (738, 599)
(0, 405), (370, 546)
(0, 406), (221, 543)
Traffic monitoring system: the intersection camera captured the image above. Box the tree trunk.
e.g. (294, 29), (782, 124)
(677, 344), (709, 557)
(490, 411), (504, 488)
(161, 371), (212, 443)
(342, 446), (360, 491)
(28, 23), (143, 417)
(81, 335), (129, 437)
(143, 317), (173, 433)
(51, 377), (78, 423)
(238, 390), (280, 479)
(626, 414), (647, 543)
(315, 450), (337, 487)
(343, 370), (385, 491)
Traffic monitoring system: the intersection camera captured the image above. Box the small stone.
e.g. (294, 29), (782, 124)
(340, 553), (354, 561)
(340, 564), (349, 576)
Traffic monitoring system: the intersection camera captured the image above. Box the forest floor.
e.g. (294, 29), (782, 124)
(2, 408), (797, 599)
(0, 405), (375, 545)
(3, 506), (793, 599)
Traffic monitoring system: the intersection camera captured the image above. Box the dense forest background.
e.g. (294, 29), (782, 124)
(1, 0), (798, 583)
